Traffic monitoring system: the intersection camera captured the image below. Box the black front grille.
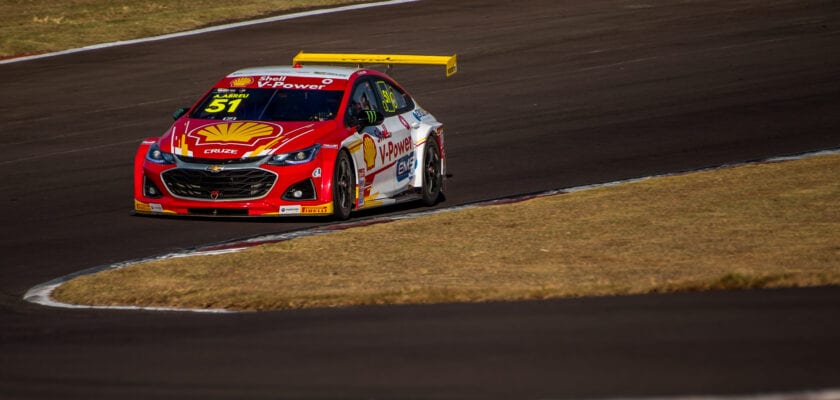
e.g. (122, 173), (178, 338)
(162, 168), (277, 200)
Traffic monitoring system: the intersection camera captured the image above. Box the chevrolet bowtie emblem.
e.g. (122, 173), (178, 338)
(206, 165), (224, 173)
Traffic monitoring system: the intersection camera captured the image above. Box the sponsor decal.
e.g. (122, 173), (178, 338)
(396, 154), (414, 181)
(279, 205), (301, 215)
(362, 110), (378, 125)
(412, 108), (428, 121)
(211, 92), (250, 99)
(256, 75), (329, 90)
(229, 77), (253, 87)
(313, 71), (346, 77)
(363, 135), (377, 169)
(150, 203), (164, 213)
(135, 200), (151, 212)
(312, 167), (322, 178)
(357, 168), (366, 208)
(203, 92), (250, 114)
(301, 205), (331, 214)
(379, 136), (412, 164)
(436, 127), (445, 158)
(175, 122), (305, 159)
(380, 125), (391, 138)
(191, 122), (280, 144)
(203, 148), (238, 156)
(398, 115), (411, 130)
(366, 127), (384, 138)
(257, 75), (286, 87)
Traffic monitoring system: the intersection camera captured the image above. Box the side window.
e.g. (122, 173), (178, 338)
(374, 79), (414, 115)
(349, 79), (379, 113)
(346, 79), (381, 127)
(345, 77), (415, 127)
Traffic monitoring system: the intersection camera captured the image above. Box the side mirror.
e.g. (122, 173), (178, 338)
(172, 107), (189, 120)
(356, 109), (384, 128)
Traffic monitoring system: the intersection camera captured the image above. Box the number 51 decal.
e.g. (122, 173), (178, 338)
(204, 98), (243, 113)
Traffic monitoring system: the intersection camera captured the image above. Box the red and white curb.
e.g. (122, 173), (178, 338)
(23, 148), (839, 313)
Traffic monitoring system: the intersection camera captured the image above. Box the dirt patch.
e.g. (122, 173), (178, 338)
(53, 153), (840, 311)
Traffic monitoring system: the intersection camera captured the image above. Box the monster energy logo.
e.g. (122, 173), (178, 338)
(364, 110), (378, 124)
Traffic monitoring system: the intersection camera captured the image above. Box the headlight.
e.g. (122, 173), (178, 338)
(146, 143), (176, 164)
(266, 144), (321, 166)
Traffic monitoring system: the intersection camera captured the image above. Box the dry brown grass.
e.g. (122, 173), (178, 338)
(53, 154), (840, 311)
(1, 0), (366, 58)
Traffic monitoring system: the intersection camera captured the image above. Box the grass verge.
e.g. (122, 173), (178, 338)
(1, 0), (368, 58)
(53, 153), (840, 311)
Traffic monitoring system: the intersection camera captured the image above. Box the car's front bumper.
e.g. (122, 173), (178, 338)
(133, 144), (339, 217)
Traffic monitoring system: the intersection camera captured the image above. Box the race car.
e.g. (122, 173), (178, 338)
(133, 51), (456, 219)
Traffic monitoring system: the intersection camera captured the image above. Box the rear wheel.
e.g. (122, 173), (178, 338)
(332, 151), (354, 220)
(421, 136), (442, 206)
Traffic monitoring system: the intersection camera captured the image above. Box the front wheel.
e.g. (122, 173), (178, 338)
(332, 151), (354, 220)
(421, 136), (442, 206)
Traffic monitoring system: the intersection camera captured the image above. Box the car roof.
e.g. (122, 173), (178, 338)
(226, 65), (359, 80)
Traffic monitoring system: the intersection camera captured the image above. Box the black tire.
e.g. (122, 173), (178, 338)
(421, 135), (443, 206)
(332, 151), (354, 220)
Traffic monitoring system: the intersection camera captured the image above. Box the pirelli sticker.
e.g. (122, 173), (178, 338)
(301, 205), (331, 215)
(278, 204), (333, 215)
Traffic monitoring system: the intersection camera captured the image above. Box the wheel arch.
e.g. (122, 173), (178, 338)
(319, 145), (360, 210)
(411, 124), (444, 190)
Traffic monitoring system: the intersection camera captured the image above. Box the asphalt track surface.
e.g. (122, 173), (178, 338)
(1, 0), (839, 398)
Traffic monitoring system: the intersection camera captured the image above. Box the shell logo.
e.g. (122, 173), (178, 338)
(230, 77), (254, 87)
(195, 122), (277, 143)
(363, 135), (377, 169)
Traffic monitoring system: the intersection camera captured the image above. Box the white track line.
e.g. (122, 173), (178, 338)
(0, 0), (419, 65)
(582, 388), (840, 400)
(22, 148), (839, 313)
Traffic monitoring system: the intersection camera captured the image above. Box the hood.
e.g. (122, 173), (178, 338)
(159, 119), (337, 159)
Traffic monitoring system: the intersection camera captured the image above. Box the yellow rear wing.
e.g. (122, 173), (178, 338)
(292, 51), (458, 77)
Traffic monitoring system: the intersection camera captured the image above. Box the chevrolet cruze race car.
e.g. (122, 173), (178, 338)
(133, 52), (456, 219)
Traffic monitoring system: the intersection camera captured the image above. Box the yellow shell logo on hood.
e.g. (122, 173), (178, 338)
(195, 122), (276, 143)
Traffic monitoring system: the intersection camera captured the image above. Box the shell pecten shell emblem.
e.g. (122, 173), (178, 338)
(195, 122), (277, 144)
(230, 77), (254, 87)
(363, 135), (377, 169)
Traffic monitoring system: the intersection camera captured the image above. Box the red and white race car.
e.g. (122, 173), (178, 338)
(133, 52), (456, 219)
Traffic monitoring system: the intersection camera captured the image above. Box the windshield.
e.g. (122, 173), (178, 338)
(190, 88), (343, 122)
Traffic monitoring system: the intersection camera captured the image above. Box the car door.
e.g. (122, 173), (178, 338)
(350, 77), (415, 200)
